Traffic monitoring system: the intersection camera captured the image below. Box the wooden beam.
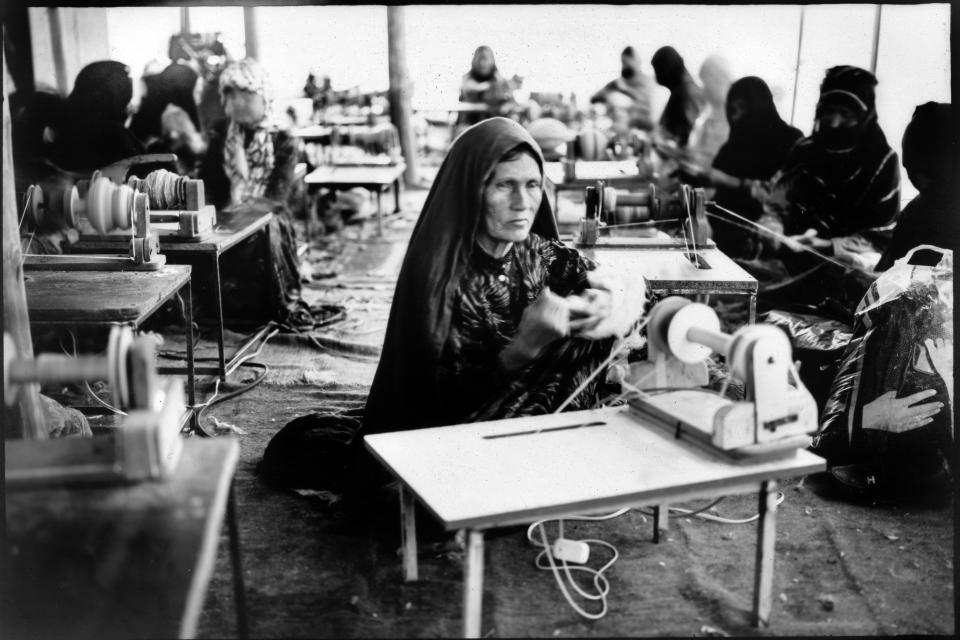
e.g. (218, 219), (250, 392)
(870, 5), (883, 75)
(180, 7), (191, 35)
(3, 51), (46, 439)
(47, 7), (69, 95)
(243, 6), (259, 60)
(386, 6), (419, 186)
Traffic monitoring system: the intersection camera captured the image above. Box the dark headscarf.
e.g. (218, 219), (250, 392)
(773, 65), (900, 237)
(877, 102), (956, 271)
(651, 46), (706, 146)
(364, 117), (557, 433)
(901, 101), (953, 185)
(50, 60), (144, 172)
(711, 77), (803, 254)
(714, 77), (803, 183)
(130, 63), (200, 143)
(68, 60), (133, 124)
(469, 45), (499, 83)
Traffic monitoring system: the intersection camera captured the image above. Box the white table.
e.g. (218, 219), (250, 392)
(304, 164), (406, 237)
(365, 406), (825, 637)
(580, 246), (760, 323)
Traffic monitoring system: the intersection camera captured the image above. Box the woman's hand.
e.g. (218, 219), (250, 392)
(861, 389), (943, 433)
(567, 268), (645, 340)
(784, 228), (831, 253)
(500, 287), (570, 370)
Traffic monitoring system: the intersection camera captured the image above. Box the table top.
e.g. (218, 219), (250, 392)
(580, 246), (758, 293)
(365, 406), (824, 531)
(68, 207), (273, 255)
(415, 102), (493, 114)
(305, 163), (407, 186)
(292, 124), (333, 139)
(4, 437), (240, 639)
(25, 263), (192, 325)
(543, 160), (643, 186)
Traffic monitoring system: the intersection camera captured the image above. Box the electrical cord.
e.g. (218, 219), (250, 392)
(526, 510), (630, 620)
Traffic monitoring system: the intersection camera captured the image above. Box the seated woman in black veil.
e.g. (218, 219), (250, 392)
(362, 117), (647, 436)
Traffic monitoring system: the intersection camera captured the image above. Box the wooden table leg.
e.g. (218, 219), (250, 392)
(227, 483), (249, 639)
(752, 479), (778, 627)
(399, 485), (418, 582)
(653, 503), (669, 543)
(749, 292), (758, 324)
(184, 281), (197, 433)
(212, 254), (226, 381)
(463, 529), (484, 638)
(393, 178), (402, 213)
(376, 189), (384, 237)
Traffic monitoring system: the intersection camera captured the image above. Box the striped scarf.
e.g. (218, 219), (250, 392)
(223, 120), (274, 204)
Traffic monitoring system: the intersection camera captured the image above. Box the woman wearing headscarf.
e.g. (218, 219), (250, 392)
(130, 63), (206, 173)
(650, 46), (706, 148)
(457, 46), (515, 128)
(590, 46), (655, 132)
(130, 63), (201, 145)
(688, 54), (735, 167)
(48, 60), (144, 173)
(701, 77), (803, 258)
(877, 102), (956, 271)
(362, 117), (645, 436)
(199, 58), (302, 324)
(756, 65), (901, 311)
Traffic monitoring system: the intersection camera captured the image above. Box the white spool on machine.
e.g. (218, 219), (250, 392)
(4, 326), (186, 486)
(628, 296), (818, 457)
(23, 176), (165, 270)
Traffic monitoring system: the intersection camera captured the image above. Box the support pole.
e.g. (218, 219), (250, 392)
(870, 5), (883, 75)
(2, 53), (45, 439)
(386, 6), (420, 186)
(47, 8), (69, 96)
(243, 6), (259, 60)
(788, 5), (805, 127)
(179, 7), (191, 35)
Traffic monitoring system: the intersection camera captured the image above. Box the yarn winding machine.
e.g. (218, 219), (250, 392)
(4, 325), (187, 487)
(627, 296), (817, 458)
(576, 180), (714, 263)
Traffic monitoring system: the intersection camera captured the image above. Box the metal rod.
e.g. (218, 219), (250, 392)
(9, 355), (110, 384)
(789, 5), (806, 127)
(687, 326), (733, 356)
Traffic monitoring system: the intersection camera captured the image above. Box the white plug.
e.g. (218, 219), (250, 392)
(552, 538), (590, 564)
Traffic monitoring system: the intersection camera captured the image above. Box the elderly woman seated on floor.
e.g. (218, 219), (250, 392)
(362, 117), (647, 436)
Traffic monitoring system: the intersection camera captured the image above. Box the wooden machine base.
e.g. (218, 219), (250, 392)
(23, 254), (167, 271)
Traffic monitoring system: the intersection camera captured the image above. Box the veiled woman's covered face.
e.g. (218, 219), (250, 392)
(480, 152), (543, 249)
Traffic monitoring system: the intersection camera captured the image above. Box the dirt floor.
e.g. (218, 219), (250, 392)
(139, 184), (955, 638)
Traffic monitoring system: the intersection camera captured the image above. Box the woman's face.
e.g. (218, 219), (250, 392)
(818, 104), (861, 131)
(480, 152), (543, 245)
(224, 89), (267, 127)
(473, 49), (495, 76)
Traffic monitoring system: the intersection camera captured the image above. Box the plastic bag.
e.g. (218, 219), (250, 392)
(814, 245), (953, 480)
(764, 310), (853, 413)
(764, 310), (853, 352)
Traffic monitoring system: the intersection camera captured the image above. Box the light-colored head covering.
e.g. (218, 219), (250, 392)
(219, 59), (275, 204)
(699, 54), (734, 107)
(218, 57), (273, 106)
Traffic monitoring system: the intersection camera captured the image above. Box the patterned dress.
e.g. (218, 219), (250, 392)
(434, 233), (614, 425)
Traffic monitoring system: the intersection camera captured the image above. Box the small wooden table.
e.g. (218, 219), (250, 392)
(304, 163), (406, 237)
(365, 406), (825, 638)
(580, 246), (759, 323)
(68, 208), (274, 380)
(3, 437), (247, 639)
(23, 264), (198, 428)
